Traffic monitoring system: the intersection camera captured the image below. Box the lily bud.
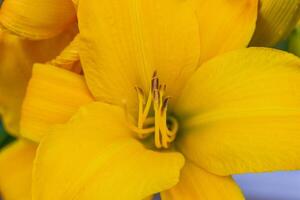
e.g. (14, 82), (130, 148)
(250, 0), (300, 47)
(288, 24), (300, 56)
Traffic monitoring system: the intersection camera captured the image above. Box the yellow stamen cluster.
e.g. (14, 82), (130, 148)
(125, 72), (178, 149)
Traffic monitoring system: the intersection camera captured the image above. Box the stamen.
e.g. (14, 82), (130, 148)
(124, 72), (179, 149)
(159, 97), (177, 148)
(161, 97), (171, 114)
(127, 123), (155, 138)
(142, 90), (152, 121)
(144, 117), (155, 126)
(122, 100), (154, 139)
(135, 86), (145, 128)
(152, 71), (159, 91)
(154, 109), (162, 148)
(159, 84), (167, 100)
(166, 116), (178, 142)
(159, 102), (169, 148)
(153, 89), (160, 109)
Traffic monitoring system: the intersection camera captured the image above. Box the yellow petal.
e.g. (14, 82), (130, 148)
(21, 64), (93, 142)
(0, 0), (76, 39)
(0, 140), (37, 200)
(175, 48), (300, 175)
(0, 29), (76, 135)
(78, 0), (200, 110)
(161, 162), (244, 200)
(33, 102), (184, 200)
(250, 0), (300, 47)
(192, 0), (258, 63)
(49, 34), (82, 73)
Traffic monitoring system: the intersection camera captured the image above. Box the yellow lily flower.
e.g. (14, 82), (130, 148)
(0, 26), (77, 200)
(250, 0), (300, 47)
(21, 0), (259, 141)
(16, 0), (300, 199)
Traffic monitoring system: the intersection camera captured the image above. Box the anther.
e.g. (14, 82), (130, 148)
(153, 89), (160, 104)
(135, 86), (145, 97)
(152, 70), (158, 78)
(152, 72), (159, 91)
(161, 97), (171, 114)
(161, 84), (167, 92)
(135, 86), (145, 104)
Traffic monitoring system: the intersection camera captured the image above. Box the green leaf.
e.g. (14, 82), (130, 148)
(0, 123), (15, 149)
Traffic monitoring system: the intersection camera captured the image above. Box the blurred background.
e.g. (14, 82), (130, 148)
(234, 172), (300, 200)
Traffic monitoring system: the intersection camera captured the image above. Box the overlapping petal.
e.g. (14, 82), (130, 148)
(21, 64), (93, 142)
(192, 0), (258, 64)
(0, 0), (77, 39)
(250, 0), (300, 47)
(0, 29), (76, 135)
(161, 163), (244, 200)
(175, 48), (300, 175)
(0, 140), (37, 200)
(33, 102), (184, 200)
(78, 0), (200, 111)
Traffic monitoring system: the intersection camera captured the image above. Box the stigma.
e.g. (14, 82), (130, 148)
(124, 71), (178, 149)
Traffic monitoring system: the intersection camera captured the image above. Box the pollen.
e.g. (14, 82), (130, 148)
(124, 71), (178, 149)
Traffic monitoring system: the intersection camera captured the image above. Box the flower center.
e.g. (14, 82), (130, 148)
(124, 71), (179, 149)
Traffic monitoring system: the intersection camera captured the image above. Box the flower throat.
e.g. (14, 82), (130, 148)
(125, 71), (179, 149)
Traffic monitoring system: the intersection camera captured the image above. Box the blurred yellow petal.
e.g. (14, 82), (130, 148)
(0, 29), (76, 135)
(175, 48), (300, 175)
(49, 35), (82, 73)
(78, 0), (200, 110)
(161, 163), (244, 200)
(250, 0), (300, 47)
(33, 102), (184, 200)
(21, 64), (93, 142)
(72, 0), (78, 6)
(0, 140), (37, 200)
(0, 0), (77, 39)
(192, 0), (258, 63)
